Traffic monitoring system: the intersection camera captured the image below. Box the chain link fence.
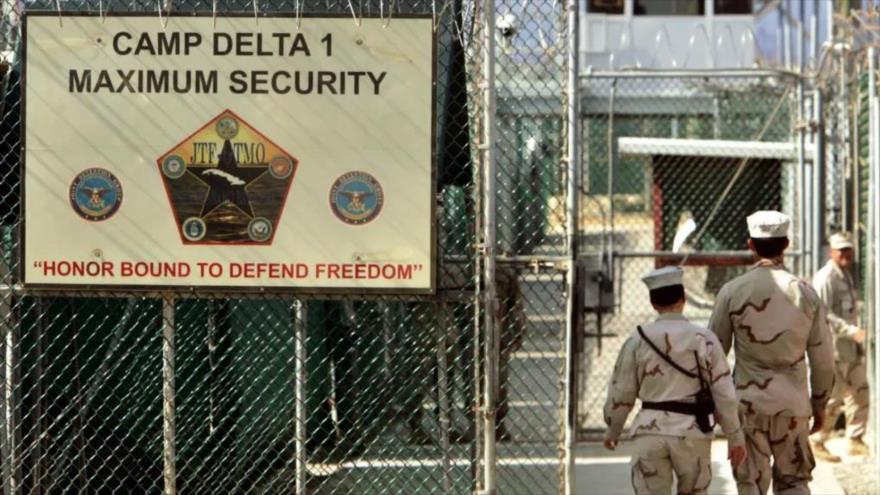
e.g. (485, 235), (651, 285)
(0, 0), (581, 493)
(493, 0), (569, 492)
(8, 0), (856, 492)
(850, 30), (880, 486)
(830, 13), (880, 489)
(574, 72), (808, 436)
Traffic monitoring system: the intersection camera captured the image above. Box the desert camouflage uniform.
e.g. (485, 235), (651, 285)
(604, 313), (744, 495)
(812, 260), (869, 442)
(709, 259), (835, 495)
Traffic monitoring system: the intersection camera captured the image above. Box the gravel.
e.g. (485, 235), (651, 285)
(834, 460), (879, 495)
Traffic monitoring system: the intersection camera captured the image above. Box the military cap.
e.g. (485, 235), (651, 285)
(642, 266), (684, 291)
(747, 210), (790, 239)
(829, 232), (854, 250)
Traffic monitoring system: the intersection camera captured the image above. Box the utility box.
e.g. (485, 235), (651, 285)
(579, 256), (615, 314)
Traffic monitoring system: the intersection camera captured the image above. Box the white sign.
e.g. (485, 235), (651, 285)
(23, 14), (436, 292)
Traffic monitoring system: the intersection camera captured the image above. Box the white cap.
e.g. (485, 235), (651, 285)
(747, 210), (791, 239)
(829, 232), (854, 250)
(641, 266), (684, 291)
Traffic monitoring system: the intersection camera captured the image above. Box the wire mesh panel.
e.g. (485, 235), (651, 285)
(0, 0), (583, 493)
(575, 72), (805, 436)
(16, 297), (164, 492)
(0, 1), (497, 494)
(492, 0), (569, 493)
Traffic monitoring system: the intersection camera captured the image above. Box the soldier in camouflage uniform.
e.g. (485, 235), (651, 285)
(811, 232), (869, 461)
(709, 211), (835, 495)
(604, 266), (747, 495)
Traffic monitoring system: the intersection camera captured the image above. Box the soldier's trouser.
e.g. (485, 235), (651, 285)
(630, 435), (712, 495)
(735, 413), (814, 495)
(817, 360), (869, 441)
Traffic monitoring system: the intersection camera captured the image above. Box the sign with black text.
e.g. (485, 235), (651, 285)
(23, 14), (435, 292)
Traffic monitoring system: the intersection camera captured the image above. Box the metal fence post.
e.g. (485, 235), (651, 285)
(294, 300), (307, 495)
(789, 8), (815, 277)
(841, 48), (851, 231)
(606, 78), (617, 280)
(0, 287), (19, 495)
(0, 241), (19, 495)
(162, 296), (177, 495)
(563, 0), (579, 492)
(812, 89), (825, 273)
(480, 0), (498, 492)
(797, 76), (808, 276)
(868, 46), (880, 479)
(437, 303), (452, 494)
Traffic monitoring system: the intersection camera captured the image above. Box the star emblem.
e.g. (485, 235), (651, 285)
(156, 109), (299, 245)
(190, 140), (265, 218)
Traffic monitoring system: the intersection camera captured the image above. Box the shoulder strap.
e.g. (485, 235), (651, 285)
(637, 325), (697, 379)
(693, 350), (707, 387)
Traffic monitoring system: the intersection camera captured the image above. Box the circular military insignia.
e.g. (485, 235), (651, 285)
(269, 156), (294, 180)
(216, 117), (239, 140)
(329, 171), (384, 225)
(181, 217), (207, 241)
(162, 155), (187, 179)
(69, 168), (123, 222)
(248, 217), (273, 242)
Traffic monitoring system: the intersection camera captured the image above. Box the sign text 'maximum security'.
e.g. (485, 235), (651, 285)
(66, 31), (388, 95)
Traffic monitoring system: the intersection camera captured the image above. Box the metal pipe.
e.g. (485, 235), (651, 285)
(867, 47), (878, 477)
(798, 0), (804, 72)
(810, 11), (818, 71)
(469, 117), (484, 491)
(869, 46), (880, 479)
(0, 288), (477, 303)
(607, 79), (617, 285)
(0, 264), (19, 495)
(381, 302), (392, 382)
(294, 300), (307, 495)
(854, 60), (862, 250)
(207, 301), (217, 436)
(437, 303), (452, 494)
(782, 0), (791, 70)
(579, 68), (801, 79)
(812, 89), (826, 274)
(614, 250), (805, 258)
(797, 77), (808, 277)
(563, 0), (579, 492)
(31, 300), (45, 492)
(480, 0), (498, 492)
(797, 2), (807, 274)
(842, 46), (851, 231)
(472, 121), (483, 493)
(867, 47), (876, 354)
(162, 296), (177, 495)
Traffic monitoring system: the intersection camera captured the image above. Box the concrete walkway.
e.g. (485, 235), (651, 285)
(575, 440), (845, 495)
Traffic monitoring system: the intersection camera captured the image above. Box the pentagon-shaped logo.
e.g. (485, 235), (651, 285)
(157, 110), (298, 245)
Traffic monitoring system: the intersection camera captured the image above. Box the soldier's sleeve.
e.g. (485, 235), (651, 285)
(603, 335), (639, 442)
(703, 332), (744, 447)
(708, 285), (734, 354)
(813, 272), (859, 338)
(806, 289), (836, 413)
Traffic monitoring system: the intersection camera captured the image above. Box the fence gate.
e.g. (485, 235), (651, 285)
(574, 71), (814, 437)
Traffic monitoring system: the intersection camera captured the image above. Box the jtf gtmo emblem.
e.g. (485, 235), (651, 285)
(157, 109), (298, 245)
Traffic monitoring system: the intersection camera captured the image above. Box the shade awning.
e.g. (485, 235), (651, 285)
(618, 137), (810, 161)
